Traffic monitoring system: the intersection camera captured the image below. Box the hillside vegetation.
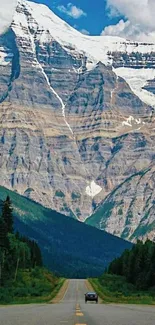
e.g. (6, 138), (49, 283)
(108, 239), (155, 290)
(0, 196), (63, 304)
(0, 186), (132, 278)
(90, 240), (155, 304)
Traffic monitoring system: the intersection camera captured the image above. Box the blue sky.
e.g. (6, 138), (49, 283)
(30, 0), (122, 35)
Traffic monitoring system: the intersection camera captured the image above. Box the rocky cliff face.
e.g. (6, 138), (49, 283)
(0, 0), (154, 241)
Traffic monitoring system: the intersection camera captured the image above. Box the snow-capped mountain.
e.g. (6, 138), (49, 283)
(1, 0), (155, 108)
(0, 0), (155, 242)
(11, 0), (155, 108)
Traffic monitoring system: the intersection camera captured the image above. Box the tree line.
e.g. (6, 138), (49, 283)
(0, 196), (42, 286)
(107, 239), (155, 290)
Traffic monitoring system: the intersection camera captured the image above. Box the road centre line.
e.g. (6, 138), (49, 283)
(76, 313), (84, 316)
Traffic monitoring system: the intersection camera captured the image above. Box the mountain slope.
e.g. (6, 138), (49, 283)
(0, 0), (154, 241)
(0, 186), (132, 277)
(86, 166), (155, 242)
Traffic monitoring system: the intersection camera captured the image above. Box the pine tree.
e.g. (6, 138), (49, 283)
(0, 218), (8, 286)
(0, 218), (7, 248)
(1, 196), (13, 234)
(107, 240), (155, 290)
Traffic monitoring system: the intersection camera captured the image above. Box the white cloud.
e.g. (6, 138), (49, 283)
(57, 3), (87, 19)
(102, 0), (155, 42)
(0, 0), (17, 35)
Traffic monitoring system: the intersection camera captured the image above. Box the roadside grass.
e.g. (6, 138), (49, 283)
(89, 274), (155, 305)
(0, 267), (65, 305)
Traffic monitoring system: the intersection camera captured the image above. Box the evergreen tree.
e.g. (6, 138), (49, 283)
(0, 195), (43, 287)
(1, 196), (13, 234)
(0, 218), (7, 285)
(107, 239), (155, 290)
(0, 217), (7, 248)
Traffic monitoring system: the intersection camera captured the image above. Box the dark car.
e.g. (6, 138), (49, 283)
(85, 292), (98, 303)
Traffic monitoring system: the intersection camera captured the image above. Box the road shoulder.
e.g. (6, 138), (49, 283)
(50, 279), (69, 303)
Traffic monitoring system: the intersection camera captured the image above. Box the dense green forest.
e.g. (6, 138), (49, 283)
(107, 240), (155, 290)
(90, 240), (155, 304)
(0, 186), (132, 278)
(0, 196), (42, 285)
(0, 196), (62, 303)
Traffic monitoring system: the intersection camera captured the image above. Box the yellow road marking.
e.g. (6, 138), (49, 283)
(76, 313), (84, 316)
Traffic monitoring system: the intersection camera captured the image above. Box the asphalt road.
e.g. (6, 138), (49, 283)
(1, 279), (155, 325)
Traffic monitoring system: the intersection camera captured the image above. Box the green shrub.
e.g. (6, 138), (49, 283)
(0, 288), (13, 303)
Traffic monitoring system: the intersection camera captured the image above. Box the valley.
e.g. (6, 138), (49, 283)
(0, 186), (132, 278)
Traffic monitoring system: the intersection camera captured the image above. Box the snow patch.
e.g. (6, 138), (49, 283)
(0, 48), (13, 66)
(114, 68), (155, 108)
(122, 115), (143, 127)
(86, 181), (102, 198)
(135, 118), (141, 125)
(122, 116), (134, 127)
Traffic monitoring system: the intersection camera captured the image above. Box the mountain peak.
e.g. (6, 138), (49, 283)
(13, 0), (129, 67)
(11, 0), (155, 108)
